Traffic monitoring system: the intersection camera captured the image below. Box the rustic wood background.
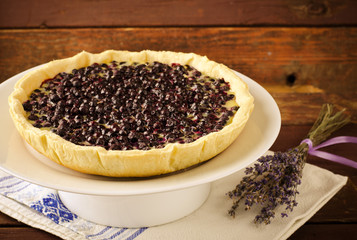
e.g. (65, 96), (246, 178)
(0, 0), (356, 239)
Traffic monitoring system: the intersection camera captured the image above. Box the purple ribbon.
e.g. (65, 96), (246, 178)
(301, 136), (357, 169)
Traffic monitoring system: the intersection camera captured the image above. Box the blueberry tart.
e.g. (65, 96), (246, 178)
(9, 50), (254, 177)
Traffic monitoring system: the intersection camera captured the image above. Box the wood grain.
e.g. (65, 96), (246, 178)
(1, 0), (357, 28)
(0, 213), (23, 226)
(0, 2), (356, 237)
(0, 27), (356, 123)
(0, 227), (60, 240)
(289, 224), (357, 240)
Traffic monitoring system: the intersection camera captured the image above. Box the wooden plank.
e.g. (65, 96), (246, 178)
(1, 0), (357, 28)
(1, 27), (356, 90)
(0, 227), (60, 240)
(0, 27), (356, 123)
(1, 27), (356, 91)
(289, 224), (357, 240)
(0, 213), (23, 226)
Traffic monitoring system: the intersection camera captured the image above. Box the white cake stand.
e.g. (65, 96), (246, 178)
(0, 66), (281, 228)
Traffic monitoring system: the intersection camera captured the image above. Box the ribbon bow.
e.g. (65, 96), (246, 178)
(301, 136), (357, 169)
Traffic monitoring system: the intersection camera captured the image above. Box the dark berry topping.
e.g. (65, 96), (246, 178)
(23, 61), (239, 150)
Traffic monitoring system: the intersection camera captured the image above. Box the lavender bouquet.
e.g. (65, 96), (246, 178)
(227, 104), (351, 224)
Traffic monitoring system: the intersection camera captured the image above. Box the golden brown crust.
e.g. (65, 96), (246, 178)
(8, 50), (254, 177)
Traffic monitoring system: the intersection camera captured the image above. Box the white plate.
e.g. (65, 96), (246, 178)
(0, 66), (281, 196)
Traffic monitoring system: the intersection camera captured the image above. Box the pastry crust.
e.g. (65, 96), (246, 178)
(8, 50), (254, 177)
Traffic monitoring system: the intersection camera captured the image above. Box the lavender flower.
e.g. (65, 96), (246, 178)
(227, 104), (350, 224)
(227, 149), (305, 224)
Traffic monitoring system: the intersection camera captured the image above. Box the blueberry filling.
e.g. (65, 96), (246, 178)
(22, 61), (239, 150)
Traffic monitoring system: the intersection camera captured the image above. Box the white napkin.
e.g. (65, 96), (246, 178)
(0, 160), (347, 240)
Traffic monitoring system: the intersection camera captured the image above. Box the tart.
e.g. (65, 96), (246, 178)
(8, 50), (254, 177)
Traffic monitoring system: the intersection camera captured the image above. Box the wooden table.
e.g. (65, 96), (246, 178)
(0, 1), (356, 239)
